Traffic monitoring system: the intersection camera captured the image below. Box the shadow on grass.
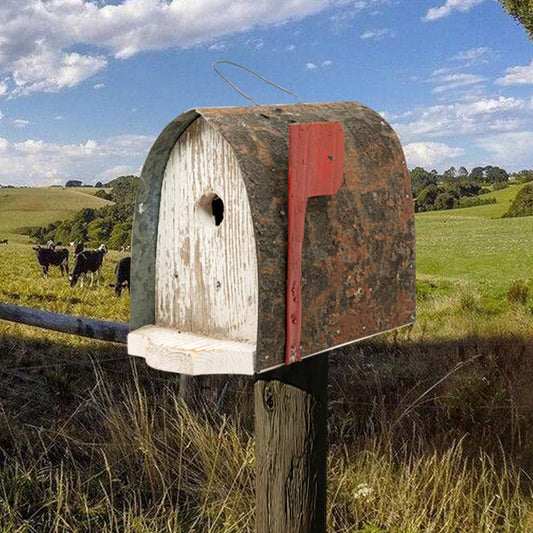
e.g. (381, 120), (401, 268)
(1, 327), (533, 531)
(2, 327), (532, 466)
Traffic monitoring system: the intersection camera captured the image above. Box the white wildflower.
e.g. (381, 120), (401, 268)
(353, 482), (374, 502)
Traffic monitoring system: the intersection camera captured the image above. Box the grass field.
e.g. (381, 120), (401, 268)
(0, 185), (532, 531)
(0, 187), (112, 243)
(0, 187), (128, 322)
(413, 183), (533, 338)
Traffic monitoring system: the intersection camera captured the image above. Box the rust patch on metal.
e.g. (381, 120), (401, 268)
(198, 102), (415, 372)
(131, 102), (415, 373)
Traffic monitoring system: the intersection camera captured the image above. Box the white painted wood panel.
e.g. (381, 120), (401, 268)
(148, 116), (258, 374)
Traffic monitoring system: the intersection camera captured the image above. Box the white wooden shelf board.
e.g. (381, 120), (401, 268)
(128, 325), (255, 376)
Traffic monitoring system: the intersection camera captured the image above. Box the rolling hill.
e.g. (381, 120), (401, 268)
(0, 187), (113, 242)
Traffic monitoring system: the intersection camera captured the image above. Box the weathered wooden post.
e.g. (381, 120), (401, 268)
(127, 102), (415, 532)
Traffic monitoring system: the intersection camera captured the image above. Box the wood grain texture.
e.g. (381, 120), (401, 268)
(255, 354), (329, 533)
(155, 116), (258, 371)
(0, 302), (128, 344)
(128, 325), (254, 375)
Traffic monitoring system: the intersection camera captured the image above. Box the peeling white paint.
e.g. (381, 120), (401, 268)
(153, 117), (258, 373)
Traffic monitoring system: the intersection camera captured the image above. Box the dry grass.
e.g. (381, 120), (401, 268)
(2, 325), (533, 532)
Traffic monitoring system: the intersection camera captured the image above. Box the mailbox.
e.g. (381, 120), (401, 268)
(127, 102), (415, 375)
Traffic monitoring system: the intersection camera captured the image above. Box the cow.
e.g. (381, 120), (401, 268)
(70, 244), (107, 287)
(109, 256), (131, 296)
(0, 239), (8, 245)
(74, 242), (84, 256)
(33, 246), (69, 278)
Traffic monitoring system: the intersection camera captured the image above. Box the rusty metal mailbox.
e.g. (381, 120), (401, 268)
(127, 102), (415, 375)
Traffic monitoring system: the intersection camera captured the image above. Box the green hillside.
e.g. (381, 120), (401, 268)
(415, 182), (533, 329)
(418, 183), (525, 219)
(0, 187), (113, 242)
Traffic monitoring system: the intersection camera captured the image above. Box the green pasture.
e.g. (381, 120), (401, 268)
(0, 243), (130, 322)
(413, 183), (533, 338)
(0, 184), (531, 333)
(0, 187), (112, 242)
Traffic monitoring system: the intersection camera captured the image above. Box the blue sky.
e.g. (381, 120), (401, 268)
(0, 0), (531, 185)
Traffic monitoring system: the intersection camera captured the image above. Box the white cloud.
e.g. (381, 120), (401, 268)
(424, 0), (486, 21)
(430, 71), (485, 93)
(450, 46), (492, 65)
(404, 141), (464, 168)
(246, 38), (264, 50)
(306, 59), (332, 71)
(0, 0), (343, 96)
(93, 83), (105, 90)
(99, 164), (141, 181)
(286, 44), (296, 51)
(9, 41), (107, 95)
(208, 42), (227, 52)
(477, 132), (533, 168)
(330, 1), (392, 32)
(360, 28), (396, 40)
(496, 60), (533, 86)
(392, 96), (533, 143)
(0, 133), (154, 185)
(11, 119), (29, 128)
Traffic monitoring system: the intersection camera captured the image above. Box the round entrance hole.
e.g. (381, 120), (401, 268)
(198, 192), (224, 226)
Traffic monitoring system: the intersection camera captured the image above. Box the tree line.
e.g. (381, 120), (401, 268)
(410, 165), (533, 213)
(27, 176), (138, 249)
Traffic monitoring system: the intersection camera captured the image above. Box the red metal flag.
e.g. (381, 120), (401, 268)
(286, 121), (345, 364)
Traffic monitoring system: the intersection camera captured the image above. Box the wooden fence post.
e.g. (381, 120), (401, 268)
(255, 352), (329, 533)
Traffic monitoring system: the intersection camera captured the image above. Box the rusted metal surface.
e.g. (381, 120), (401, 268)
(286, 122), (345, 365)
(130, 102), (415, 373)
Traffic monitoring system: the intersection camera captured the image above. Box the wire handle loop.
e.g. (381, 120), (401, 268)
(212, 60), (302, 106)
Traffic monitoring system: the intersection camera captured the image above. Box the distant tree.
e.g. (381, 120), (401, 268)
(87, 219), (113, 246)
(434, 192), (457, 211)
(108, 223), (131, 250)
(65, 180), (83, 188)
(469, 167), (485, 180)
(512, 169), (533, 183)
(443, 166), (457, 178)
(499, 0), (533, 39)
(485, 166), (509, 183)
(415, 183), (440, 211)
(504, 182), (533, 217)
(409, 167), (437, 195)
(95, 181), (103, 188)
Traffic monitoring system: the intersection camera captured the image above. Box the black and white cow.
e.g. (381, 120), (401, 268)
(69, 244), (107, 287)
(109, 256), (131, 297)
(33, 246), (69, 277)
(73, 242), (84, 256)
